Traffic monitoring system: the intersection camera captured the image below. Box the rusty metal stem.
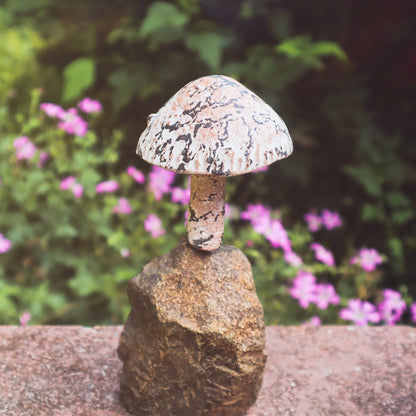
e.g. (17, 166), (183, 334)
(186, 175), (226, 251)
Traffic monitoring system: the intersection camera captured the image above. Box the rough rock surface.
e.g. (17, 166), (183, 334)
(0, 325), (416, 415)
(0, 325), (127, 416)
(117, 242), (267, 416)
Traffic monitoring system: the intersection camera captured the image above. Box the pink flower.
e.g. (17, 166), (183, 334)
(264, 219), (291, 251)
(60, 176), (76, 190)
(411, 303), (416, 323)
(290, 270), (340, 310)
(19, 311), (31, 326)
(289, 271), (317, 309)
(148, 166), (175, 200)
(303, 316), (322, 326)
(13, 136), (37, 160)
(340, 299), (381, 326)
(321, 209), (342, 230)
(310, 243), (335, 266)
(144, 214), (165, 238)
(96, 180), (119, 193)
(57, 109), (88, 136)
(350, 248), (383, 272)
(284, 250), (303, 266)
(304, 209), (342, 232)
(60, 176), (83, 198)
(0, 233), (12, 253)
(304, 212), (322, 232)
(38, 152), (50, 168)
(241, 204), (293, 252)
(40, 102), (65, 118)
(241, 203), (271, 234)
(72, 183), (84, 198)
(78, 97), (102, 113)
(314, 284), (340, 310)
(378, 289), (407, 325)
(224, 203), (232, 219)
(171, 186), (191, 205)
(120, 248), (130, 258)
(127, 166), (145, 184)
(113, 198), (132, 215)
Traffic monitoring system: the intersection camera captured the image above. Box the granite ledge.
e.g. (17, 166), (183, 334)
(1, 325), (415, 416)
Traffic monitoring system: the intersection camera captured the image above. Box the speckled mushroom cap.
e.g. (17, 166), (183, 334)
(137, 75), (293, 176)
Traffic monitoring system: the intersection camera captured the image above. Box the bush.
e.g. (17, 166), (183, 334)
(0, 92), (415, 327)
(0, 0), (415, 326)
(0, 92), (183, 324)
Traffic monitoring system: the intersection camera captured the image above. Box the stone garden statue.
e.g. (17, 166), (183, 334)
(118, 75), (293, 416)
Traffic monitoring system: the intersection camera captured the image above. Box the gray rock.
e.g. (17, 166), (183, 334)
(118, 241), (266, 416)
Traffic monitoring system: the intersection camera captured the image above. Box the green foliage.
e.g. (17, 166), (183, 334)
(185, 32), (229, 70)
(0, 11), (44, 106)
(0, 0), (414, 325)
(1, 93), (409, 327)
(0, 94), (180, 324)
(139, 1), (189, 44)
(62, 58), (96, 102)
(342, 128), (415, 274)
(108, 64), (161, 116)
(276, 35), (348, 69)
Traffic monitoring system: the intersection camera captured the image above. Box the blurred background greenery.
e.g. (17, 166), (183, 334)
(0, 0), (415, 324)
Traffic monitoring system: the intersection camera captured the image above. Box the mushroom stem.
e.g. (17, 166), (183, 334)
(187, 175), (226, 251)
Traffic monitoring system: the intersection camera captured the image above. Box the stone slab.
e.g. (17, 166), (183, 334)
(0, 325), (415, 415)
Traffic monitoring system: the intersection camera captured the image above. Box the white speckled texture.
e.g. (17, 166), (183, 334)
(186, 175), (226, 250)
(137, 75), (292, 176)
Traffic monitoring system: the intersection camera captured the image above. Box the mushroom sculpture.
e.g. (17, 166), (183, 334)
(137, 75), (293, 251)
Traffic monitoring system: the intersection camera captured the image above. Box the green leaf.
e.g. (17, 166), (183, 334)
(139, 2), (189, 43)
(114, 267), (136, 283)
(310, 41), (348, 61)
(69, 271), (100, 297)
(62, 58), (95, 102)
(0, 26), (44, 106)
(78, 168), (101, 192)
(109, 65), (161, 115)
(177, 0), (200, 14)
(386, 191), (411, 208)
(361, 203), (384, 222)
(388, 237), (404, 272)
(185, 32), (228, 70)
(276, 37), (307, 58)
(55, 223), (78, 238)
(392, 209), (415, 225)
(276, 35), (347, 69)
(343, 164), (383, 197)
(22, 283), (66, 317)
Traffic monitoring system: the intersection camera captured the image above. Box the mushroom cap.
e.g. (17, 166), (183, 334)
(137, 75), (293, 176)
